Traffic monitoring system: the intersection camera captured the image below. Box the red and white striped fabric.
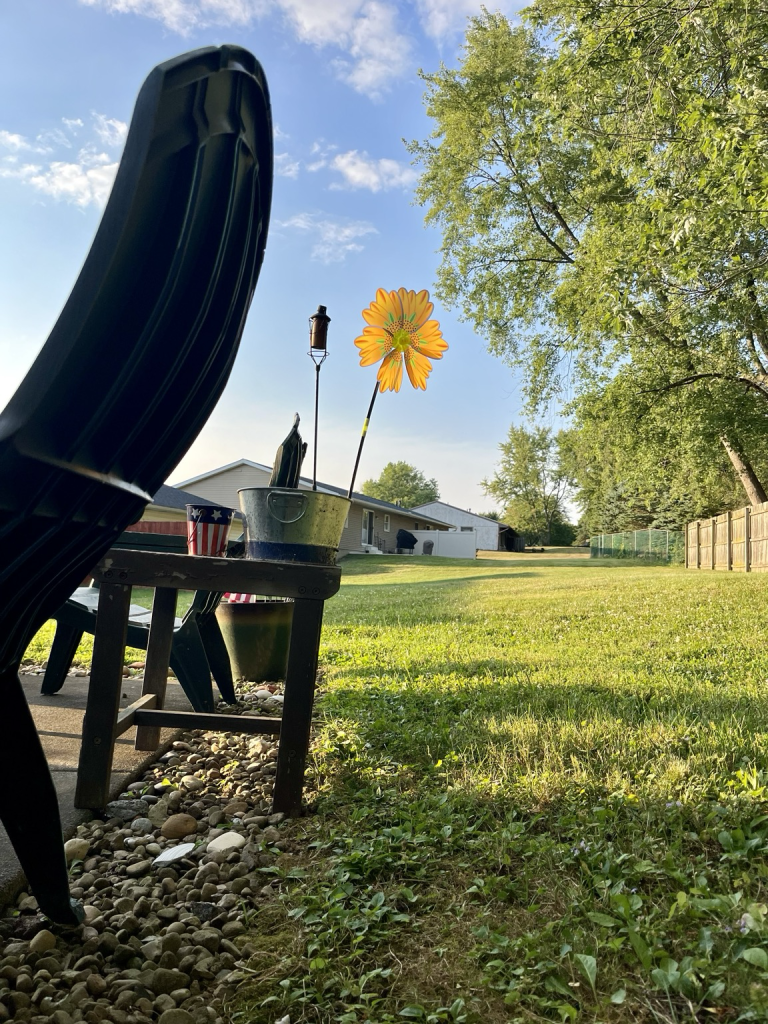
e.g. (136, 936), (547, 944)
(185, 505), (235, 557)
(224, 593), (259, 603)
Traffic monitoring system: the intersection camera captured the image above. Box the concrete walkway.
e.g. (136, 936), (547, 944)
(0, 674), (189, 907)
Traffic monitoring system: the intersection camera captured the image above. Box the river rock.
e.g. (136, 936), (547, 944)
(63, 838), (90, 863)
(125, 859), (151, 877)
(29, 929), (56, 953)
(180, 776), (205, 792)
(206, 832), (246, 854)
(148, 796), (171, 827)
(161, 814), (198, 840)
(158, 1009), (195, 1024)
(105, 799), (147, 821)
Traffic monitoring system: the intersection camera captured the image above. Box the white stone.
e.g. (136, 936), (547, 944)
(152, 842), (196, 866)
(206, 832), (246, 854)
(180, 775), (205, 791)
(64, 838), (90, 863)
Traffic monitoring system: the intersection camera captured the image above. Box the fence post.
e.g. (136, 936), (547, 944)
(726, 510), (732, 571)
(711, 517), (716, 569)
(745, 506), (751, 573)
(696, 521), (701, 568)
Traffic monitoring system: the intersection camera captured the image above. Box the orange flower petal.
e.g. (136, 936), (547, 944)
(377, 350), (403, 392)
(400, 288), (433, 327)
(404, 348), (432, 390)
(355, 341), (389, 366)
(414, 336), (448, 359)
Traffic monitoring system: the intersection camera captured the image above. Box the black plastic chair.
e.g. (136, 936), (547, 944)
(0, 45), (272, 924)
(41, 533), (240, 709)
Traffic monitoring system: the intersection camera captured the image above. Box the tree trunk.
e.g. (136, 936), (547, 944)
(720, 435), (768, 505)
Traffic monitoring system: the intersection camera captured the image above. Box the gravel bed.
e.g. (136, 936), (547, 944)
(0, 685), (302, 1024)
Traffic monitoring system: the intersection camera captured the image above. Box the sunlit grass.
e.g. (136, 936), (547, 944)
(231, 554), (768, 1023)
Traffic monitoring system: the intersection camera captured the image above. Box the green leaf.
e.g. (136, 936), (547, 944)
(610, 987), (627, 1004)
(573, 953), (597, 992)
(742, 947), (768, 969)
(587, 912), (620, 928)
(628, 928), (652, 970)
(399, 1007), (425, 1019)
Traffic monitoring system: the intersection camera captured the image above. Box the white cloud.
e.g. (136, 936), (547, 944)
(330, 149), (417, 191)
(0, 131), (32, 152)
(333, 1), (412, 97)
(0, 158), (119, 208)
(80, 0), (412, 98)
(278, 211), (377, 263)
(0, 130), (52, 155)
(0, 112), (125, 208)
(275, 152), (300, 178)
(79, 0), (267, 34)
(414, 0), (524, 42)
(93, 113), (128, 147)
(306, 140), (338, 173)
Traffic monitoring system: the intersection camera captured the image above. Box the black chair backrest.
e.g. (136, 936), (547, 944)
(0, 46), (272, 671)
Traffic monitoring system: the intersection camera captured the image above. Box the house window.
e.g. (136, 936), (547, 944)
(414, 522), (419, 529)
(384, 514), (390, 532)
(461, 526), (473, 532)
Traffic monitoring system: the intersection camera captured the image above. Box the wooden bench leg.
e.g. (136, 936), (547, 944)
(272, 598), (324, 815)
(75, 583), (131, 810)
(135, 588), (177, 751)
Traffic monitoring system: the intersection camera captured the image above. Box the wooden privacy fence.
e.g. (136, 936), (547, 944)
(686, 501), (768, 571)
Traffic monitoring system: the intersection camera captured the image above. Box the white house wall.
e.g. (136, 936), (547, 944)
(409, 530), (476, 559)
(413, 501), (499, 551)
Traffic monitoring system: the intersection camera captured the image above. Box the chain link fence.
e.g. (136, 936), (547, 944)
(590, 529), (684, 563)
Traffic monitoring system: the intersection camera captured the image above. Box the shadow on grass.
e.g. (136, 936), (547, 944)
(339, 571), (542, 589)
(315, 672), (768, 789)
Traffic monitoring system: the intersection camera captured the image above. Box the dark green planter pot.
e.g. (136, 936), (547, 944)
(215, 601), (293, 682)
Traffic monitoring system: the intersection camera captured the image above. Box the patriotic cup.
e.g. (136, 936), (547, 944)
(186, 504), (236, 557)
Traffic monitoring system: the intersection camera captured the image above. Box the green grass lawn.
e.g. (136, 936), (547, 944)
(231, 553), (768, 1023)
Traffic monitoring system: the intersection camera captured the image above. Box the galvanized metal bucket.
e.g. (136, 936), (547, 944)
(238, 487), (351, 564)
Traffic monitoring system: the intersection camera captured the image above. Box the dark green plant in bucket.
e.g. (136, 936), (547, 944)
(268, 413), (307, 488)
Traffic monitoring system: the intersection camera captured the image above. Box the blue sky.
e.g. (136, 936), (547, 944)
(1, 0), (530, 513)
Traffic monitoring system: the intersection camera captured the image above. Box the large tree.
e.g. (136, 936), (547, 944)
(483, 425), (572, 544)
(411, 3), (768, 504)
(361, 461), (439, 507)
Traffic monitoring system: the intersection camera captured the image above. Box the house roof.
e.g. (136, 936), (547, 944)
(151, 483), (243, 518)
(175, 458), (272, 486)
(173, 458), (450, 528)
(411, 499), (502, 525)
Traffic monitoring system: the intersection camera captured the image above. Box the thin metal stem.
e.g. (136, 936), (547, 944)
(348, 380), (380, 499)
(313, 362), (320, 490)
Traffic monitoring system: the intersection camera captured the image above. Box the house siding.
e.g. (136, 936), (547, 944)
(413, 501), (500, 551)
(174, 463), (451, 559)
(179, 464), (272, 511)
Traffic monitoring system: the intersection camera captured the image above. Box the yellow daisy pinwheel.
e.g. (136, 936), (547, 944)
(354, 287), (448, 392)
